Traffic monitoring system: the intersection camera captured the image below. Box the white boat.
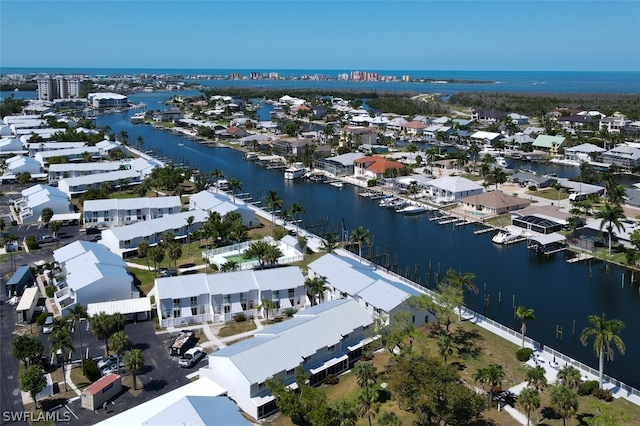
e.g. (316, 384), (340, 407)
(329, 181), (343, 188)
(492, 230), (522, 244)
(284, 163), (307, 180)
(396, 203), (427, 215)
(178, 143), (185, 147)
(496, 156), (508, 168)
(130, 112), (146, 124)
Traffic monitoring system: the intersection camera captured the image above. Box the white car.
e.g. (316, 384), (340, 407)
(42, 315), (54, 334)
(178, 347), (205, 368)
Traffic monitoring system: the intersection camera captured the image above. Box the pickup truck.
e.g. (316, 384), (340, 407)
(169, 330), (196, 356)
(178, 347), (205, 368)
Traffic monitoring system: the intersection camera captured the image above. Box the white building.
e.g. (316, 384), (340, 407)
(52, 241), (138, 317)
(28, 141), (87, 156)
(199, 298), (374, 420)
(563, 143), (606, 163)
(99, 209), (209, 258)
(4, 155), (43, 175)
(0, 137), (25, 154)
(83, 196), (182, 226)
(426, 176), (484, 204)
(34, 146), (101, 167)
(155, 266), (308, 327)
(307, 251), (432, 327)
(88, 92), (128, 109)
(189, 190), (258, 228)
(48, 161), (124, 184)
(58, 169), (141, 197)
(13, 184), (71, 224)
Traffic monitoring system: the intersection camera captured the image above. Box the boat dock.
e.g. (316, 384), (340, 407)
(566, 253), (594, 263)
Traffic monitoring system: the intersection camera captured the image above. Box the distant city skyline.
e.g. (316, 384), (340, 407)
(1, 1), (639, 72)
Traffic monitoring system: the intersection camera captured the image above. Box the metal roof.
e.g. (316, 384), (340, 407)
(105, 210), (209, 241)
(254, 266), (305, 291)
(87, 297), (151, 317)
(356, 279), (419, 312)
(143, 396), (250, 426)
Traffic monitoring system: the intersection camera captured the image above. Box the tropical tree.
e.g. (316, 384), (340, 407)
(227, 177), (242, 202)
(68, 304), (88, 371)
(259, 298), (276, 323)
(185, 215), (195, 252)
(304, 276), (328, 306)
(490, 167), (507, 190)
(11, 334), (45, 368)
(330, 400), (358, 426)
(474, 363), (505, 403)
(290, 202), (305, 236)
(220, 260), (239, 272)
(18, 365), (47, 408)
(49, 220), (61, 239)
(212, 168), (225, 193)
(376, 411), (401, 426)
(437, 333), (455, 364)
(168, 243), (182, 268)
(149, 245), (165, 275)
(89, 312), (126, 355)
(580, 313), (626, 388)
(137, 240), (151, 270)
(265, 190), (283, 230)
(441, 268), (477, 321)
(356, 388), (380, 426)
(40, 207), (54, 225)
(550, 384), (579, 426)
(320, 233), (340, 253)
(516, 305), (535, 348)
(124, 349), (144, 390)
(109, 331), (130, 373)
(518, 387), (540, 426)
(48, 328), (75, 391)
(354, 362), (378, 389)
(17, 172), (31, 187)
(557, 365), (582, 390)
(595, 202), (625, 255)
(526, 365), (547, 392)
(350, 226), (371, 262)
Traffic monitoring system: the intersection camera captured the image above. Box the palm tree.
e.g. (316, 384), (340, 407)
(518, 387), (540, 426)
(331, 400), (358, 426)
(516, 305), (536, 348)
(356, 388), (380, 426)
(441, 268), (478, 321)
(137, 241), (151, 270)
(526, 365), (547, 391)
(474, 363), (505, 403)
(258, 298), (276, 323)
(124, 349), (144, 390)
(109, 331), (129, 374)
(185, 215), (195, 253)
(350, 226), (371, 262)
(376, 411), (401, 426)
(290, 202), (305, 236)
(48, 329), (74, 391)
(227, 177), (242, 202)
(68, 304), (87, 371)
(437, 333), (454, 364)
(304, 276), (328, 306)
(469, 142), (480, 174)
(580, 313), (626, 388)
(595, 202), (625, 255)
(607, 183), (626, 206)
(354, 362), (377, 389)
(220, 260), (239, 272)
(490, 167), (507, 190)
(265, 190), (283, 230)
(320, 233), (340, 253)
(212, 168), (225, 193)
(168, 243), (182, 269)
(550, 384), (578, 426)
(557, 365), (582, 390)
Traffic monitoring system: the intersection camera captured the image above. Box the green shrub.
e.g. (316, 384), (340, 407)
(578, 380), (599, 396)
(233, 313), (247, 322)
(592, 388), (613, 402)
(367, 179), (378, 187)
(45, 286), (56, 298)
(516, 348), (533, 362)
(271, 226), (287, 241)
(25, 236), (39, 250)
(285, 309), (297, 317)
(83, 358), (101, 382)
(322, 374), (339, 385)
(11, 220), (17, 226)
(36, 312), (52, 327)
(528, 185), (537, 191)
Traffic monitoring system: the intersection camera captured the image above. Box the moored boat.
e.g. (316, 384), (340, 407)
(284, 163), (307, 180)
(396, 203), (427, 215)
(492, 230), (522, 244)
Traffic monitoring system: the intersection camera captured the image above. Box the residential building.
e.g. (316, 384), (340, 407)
(0, 137), (25, 154)
(563, 143), (605, 163)
(189, 190), (257, 228)
(37, 75), (81, 101)
(400, 121), (428, 136)
(508, 113), (529, 125)
(34, 146), (101, 167)
(469, 131), (503, 146)
(88, 93), (128, 109)
(555, 115), (594, 132)
(314, 152), (365, 176)
(27, 141), (87, 156)
(4, 155), (43, 175)
(472, 110), (505, 123)
(508, 171), (557, 189)
(600, 145), (640, 169)
(155, 266), (308, 327)
(12, 184), (71, 224)
(599, 117), (631, 133)
(199, 298), (375, 420)
(83, 196), (182, 226)
(58, 169), (142, 197)
(354, 155), (404, 179)
(52, 241), (138, 317)
(458, 191), (532, 216)
(531, 135), (566, 155)
(48, 161), (124, 184)
(426, 176), (484, 203)
(99, 210), (209, 257)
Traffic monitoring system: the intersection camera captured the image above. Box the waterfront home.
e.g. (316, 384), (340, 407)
(16, 128), (60, 141)
(99, 209), (209, 258)
(307, 252), (433, 327)
(87, 92), (128, 109)
(13, 184), (71, 224)
(27, 141), (87, 156)
(501, 133), (534, 150)
(458, 190), (532, 216)
(154, 266), (308, 327)
(469, 130), (503, 146)
(426, 176), (484, 204)
(472, 109), (505, 123)
(555, 178), (604, 198)
(237, 134), (272, 148)
(563, 143), (606, 163)
(508, 113), (529, 125)
(58, 169), (141, 197)
(271, 139), (314, 157)
(555, 115), (594, 133)
(34, 146), (101, 167)
(52, 241), (138, 317)
(423, 124), (453, 141)
(599, 144), (640, 169)
(48, 161), (123, 184)
(95, 139), (126, 157)
(400, 120), (428, 136)
(354, 155), (404, 180)
(83, 196), (182, 226)
(0, 137), (25, 155)
(199, 298), (374, 420)
(386, 117), (408, 131)
(512, 214), (564, 234)
(189, 190), (257, 228)
(314, 152), (365, 176)
(531, 135), (566, 155)
(341, 126), (378, 146)
(508, 171), (557, 189)
(599, 116), (631, 133)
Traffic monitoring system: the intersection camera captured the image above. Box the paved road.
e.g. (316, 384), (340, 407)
(0, 301), (28, 425)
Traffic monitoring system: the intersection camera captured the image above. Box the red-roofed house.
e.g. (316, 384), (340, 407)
(354, 156), (405, 179)
(400, 121), (428, 136)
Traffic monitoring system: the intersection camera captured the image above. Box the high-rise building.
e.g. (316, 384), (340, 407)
(37, 75), (81, 100)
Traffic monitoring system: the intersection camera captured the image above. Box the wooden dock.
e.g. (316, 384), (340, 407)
(567, 253), (594, 263)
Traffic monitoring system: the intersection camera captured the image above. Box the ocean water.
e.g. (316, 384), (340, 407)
(2, 68), (640, 94)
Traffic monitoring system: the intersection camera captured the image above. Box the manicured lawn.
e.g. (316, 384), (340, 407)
(526, 188), (569, 201)
(127, 268), (156, 296)
(217, 320), (256, 338)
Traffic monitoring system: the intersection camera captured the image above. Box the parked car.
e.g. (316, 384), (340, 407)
(61, 220), (70, 227)
(162, 269), (178, 277)
(101, 361), (126, 376)
(88, 234), (102, 242)
(97, 355), (120, 370)
(37, 235), (57, 244)
(178, 347), (205, 368)
(42, 315), (54, 334)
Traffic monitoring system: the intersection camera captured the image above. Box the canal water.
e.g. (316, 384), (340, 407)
(93, 93), (637, 389)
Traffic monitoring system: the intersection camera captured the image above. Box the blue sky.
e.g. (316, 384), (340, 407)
(1, 1), (639, 71)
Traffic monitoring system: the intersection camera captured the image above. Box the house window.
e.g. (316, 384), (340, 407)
(224, 305), (231, 314)
(223, 295), (230, 304)
(288, 288), (295, 298)
(191, 307), (198, 316)
(286, 368), (295, 376)
(257, 382), (265, 390)
(124, 240), (131, 245)
(240, 292), (246, 302)
(328, 345), (336, 352)
(173, 298), (180, 307)
(190, 296), (197, 305)
(173, 309), (181, 318)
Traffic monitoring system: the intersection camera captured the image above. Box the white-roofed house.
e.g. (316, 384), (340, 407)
(83, 196), (182, 226)
(199, 298), (374, 420)
(12, 184), (71, 224)
(88, 92), (128, 108)
(0, 137), (25, 155)
(600, 144), (640, 169)
(426, 176), (484, 204)
(189, 190), (257, 228)
(563, 143), (606, 163)
(99, 209), (209, 258)
(48, 161), (124, 184)
(58, 169), (141, 197)
(52, 241), (138, 317)
(34, 146), (101, 167)
(4, 155), (43, 175)
(27, 141), (87, 156)
(154, 266), (307, 327)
